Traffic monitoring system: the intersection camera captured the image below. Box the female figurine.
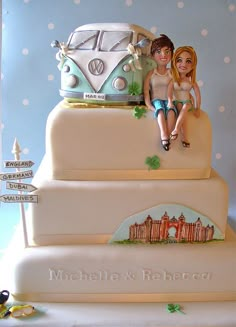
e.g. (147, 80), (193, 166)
(144, 35), (177, 151)
(168, 46), (201, 147)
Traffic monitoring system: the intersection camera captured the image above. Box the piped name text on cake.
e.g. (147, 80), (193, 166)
(49, 268), (212, 282)
(49, 268), (136, 282)
(142, 269), (212, 281)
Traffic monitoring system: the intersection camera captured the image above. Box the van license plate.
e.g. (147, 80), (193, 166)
(84, 93), (106, 101)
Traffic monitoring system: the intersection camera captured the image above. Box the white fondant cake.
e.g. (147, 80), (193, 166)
(3, 23), (235, 306)
(11, 103), (231, 303)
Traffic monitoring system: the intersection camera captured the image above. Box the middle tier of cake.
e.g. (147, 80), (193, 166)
(27, 157), (228, 246)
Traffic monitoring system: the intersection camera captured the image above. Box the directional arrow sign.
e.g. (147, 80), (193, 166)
(0, 194), (38, 203)
(4, 160), (35, 168)
(6, 181), (37, 193)
(0, 170), (33, 181)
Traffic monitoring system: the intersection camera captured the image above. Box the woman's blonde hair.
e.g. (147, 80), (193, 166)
(171, 46), (198, 85)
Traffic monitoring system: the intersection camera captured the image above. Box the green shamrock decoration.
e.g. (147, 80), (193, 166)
(128, 82), (141, 95)
(133, 106), (147, 119)
(166, 303), (185, 314)
(145, 155), (160, 170)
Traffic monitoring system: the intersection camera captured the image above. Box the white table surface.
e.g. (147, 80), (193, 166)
(0, 301), (236, 326)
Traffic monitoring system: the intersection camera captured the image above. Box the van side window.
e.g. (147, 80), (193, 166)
(137, 33), (150, 55)
(100, 31), (132, 52)
(68, 30), (99, 50)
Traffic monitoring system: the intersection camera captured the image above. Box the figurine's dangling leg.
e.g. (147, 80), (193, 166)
(157, 110), (170, 151)
(170, 102), (190, 141)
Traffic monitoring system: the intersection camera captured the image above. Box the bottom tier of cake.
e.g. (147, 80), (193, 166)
(2, 225), (236, 303)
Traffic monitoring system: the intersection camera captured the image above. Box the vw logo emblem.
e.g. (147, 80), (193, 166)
(88, 58), (104, 75)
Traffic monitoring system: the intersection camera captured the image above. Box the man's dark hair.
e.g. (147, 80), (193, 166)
(151, 34), (175, 56)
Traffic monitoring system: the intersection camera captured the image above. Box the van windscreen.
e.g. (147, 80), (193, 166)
(68, 30), (99, 50)
(100, 31), (132, 52)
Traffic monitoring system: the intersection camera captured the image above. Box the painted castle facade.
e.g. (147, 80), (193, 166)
(129, 212), (215, 243)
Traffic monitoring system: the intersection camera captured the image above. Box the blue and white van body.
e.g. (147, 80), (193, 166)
(52, 23), (157, 104)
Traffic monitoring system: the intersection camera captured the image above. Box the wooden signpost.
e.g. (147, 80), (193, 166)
(0, 139), (38, 247)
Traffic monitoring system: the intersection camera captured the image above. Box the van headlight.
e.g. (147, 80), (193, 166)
(63, 65), (70, 73)
(64, 74), (78, 88)
(122, 64), (131, 72)
(112, 77), (127, 91)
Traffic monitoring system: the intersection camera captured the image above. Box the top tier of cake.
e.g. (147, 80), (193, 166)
(46, 103), (212, 181)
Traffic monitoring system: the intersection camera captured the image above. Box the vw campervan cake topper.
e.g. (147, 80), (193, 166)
(51, 23), (157, 104)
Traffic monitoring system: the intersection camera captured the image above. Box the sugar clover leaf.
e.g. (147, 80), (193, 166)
(166, 303), (185, 314)
(133, 106), (147, 119)
(128, 82), (141, 95)
(145, 155), (160, 170)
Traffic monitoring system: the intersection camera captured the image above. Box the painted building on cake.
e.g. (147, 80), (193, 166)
(129, 212), (215, 243)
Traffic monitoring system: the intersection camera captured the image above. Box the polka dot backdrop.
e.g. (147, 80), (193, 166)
(0, 0), (236, 254)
